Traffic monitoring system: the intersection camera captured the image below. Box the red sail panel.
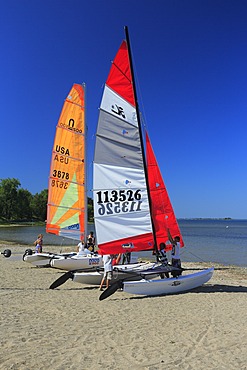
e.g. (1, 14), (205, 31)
(98, 233), (154, 255)
(146, 132), (184, 250)
(106, 40), (135, 106)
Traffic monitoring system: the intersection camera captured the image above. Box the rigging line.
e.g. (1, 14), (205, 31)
(184, 249), (209, 264)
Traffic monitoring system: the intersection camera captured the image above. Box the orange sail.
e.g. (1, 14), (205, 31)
(46, 84), (86, 241)
(146, 132), (184, 249)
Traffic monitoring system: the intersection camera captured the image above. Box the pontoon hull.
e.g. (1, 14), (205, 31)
(23, 252), (76, 266)
(123, 268), (214, 296)
(50, 254), (103, 270)
(73, 262), (157, 285)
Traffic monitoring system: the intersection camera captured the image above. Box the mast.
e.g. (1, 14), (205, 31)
(83, 82), (88, 244)
(124, 26), (159, 257)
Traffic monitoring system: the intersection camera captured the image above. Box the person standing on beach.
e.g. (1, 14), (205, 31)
(122, 251), (131, 264)
(169, 234), (182, 277)
(158, 242), (169, 278)
(99, 254), (113, 291)
(34, 234), (43, 253)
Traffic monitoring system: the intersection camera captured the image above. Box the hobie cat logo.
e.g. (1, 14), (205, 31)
(111, 104), (126, 118)
(122, 243), (134, 249)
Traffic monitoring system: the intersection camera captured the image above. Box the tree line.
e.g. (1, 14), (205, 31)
(0, 178), (93, 223)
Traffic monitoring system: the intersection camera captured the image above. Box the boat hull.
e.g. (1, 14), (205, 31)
(23, 252), (77, 266)
(123, 268), (214, 296)
(50, 254), (103, 270)
(73, 262), (157, 285)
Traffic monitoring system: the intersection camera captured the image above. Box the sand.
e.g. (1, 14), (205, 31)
(0, 242), (247, 370)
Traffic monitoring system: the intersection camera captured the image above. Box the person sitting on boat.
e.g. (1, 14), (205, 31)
(87, 231), (95, 251)
(158, 243), (169, 278)
(34, 234), (43, 253)
(99, 254), (113, 291)
(169, 235), (182, 277)
(77, 241), (92, 256)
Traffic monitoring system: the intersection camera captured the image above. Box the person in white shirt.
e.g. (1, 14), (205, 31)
(99, 254), (113, 291)
(77, 241), (91, 256)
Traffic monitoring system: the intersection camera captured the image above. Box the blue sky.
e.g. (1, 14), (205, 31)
(1, 0), (246, 219)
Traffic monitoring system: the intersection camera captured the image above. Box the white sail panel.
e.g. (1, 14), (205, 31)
(94, 163), (147, 190)
(101, 86), (137, 127)
(95, 211), (153, 245)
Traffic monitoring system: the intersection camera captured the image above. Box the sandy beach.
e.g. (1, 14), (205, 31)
(0, 242), (246, 370)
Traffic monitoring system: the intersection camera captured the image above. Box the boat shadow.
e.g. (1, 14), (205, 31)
(192, 283), (247, 294)
(124, 283), (247, 300)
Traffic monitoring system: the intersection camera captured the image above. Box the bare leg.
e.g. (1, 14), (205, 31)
(99, 277), (105, 290)
(106, 278), (110, 289)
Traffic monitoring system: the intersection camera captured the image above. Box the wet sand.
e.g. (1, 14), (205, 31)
(0, 243), (247, 370)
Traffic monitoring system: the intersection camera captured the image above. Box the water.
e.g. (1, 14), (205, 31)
(0, 220), (246, 267)
(178, 219), (247, 267)
(0, 224), (96, 247)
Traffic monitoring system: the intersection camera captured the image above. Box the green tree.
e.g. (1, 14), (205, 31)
(0, 177), (94, 223)
(30, 189), (48, 221)
(0, 178), (21, 220)
(16, 188), (33, 220)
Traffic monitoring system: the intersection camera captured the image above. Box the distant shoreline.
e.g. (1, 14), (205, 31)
(0, 221), (95, 227)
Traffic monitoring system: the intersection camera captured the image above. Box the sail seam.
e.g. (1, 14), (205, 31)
(111, 62), (132, 84)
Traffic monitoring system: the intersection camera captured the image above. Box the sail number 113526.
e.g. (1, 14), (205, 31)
(96, 189), (142, 216)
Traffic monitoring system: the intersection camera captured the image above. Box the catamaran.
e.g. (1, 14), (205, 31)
(24, 84), (103, 269)
(95, 27), (214, 299)
(49, 28), (214, 293)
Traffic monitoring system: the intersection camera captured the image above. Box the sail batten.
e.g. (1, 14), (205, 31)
(46, 84), (86, 241)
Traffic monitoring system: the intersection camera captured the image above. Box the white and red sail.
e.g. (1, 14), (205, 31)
(94, 36), (184, 255)
(93, 41), (154, 254)
(146, 132), (184, 249)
